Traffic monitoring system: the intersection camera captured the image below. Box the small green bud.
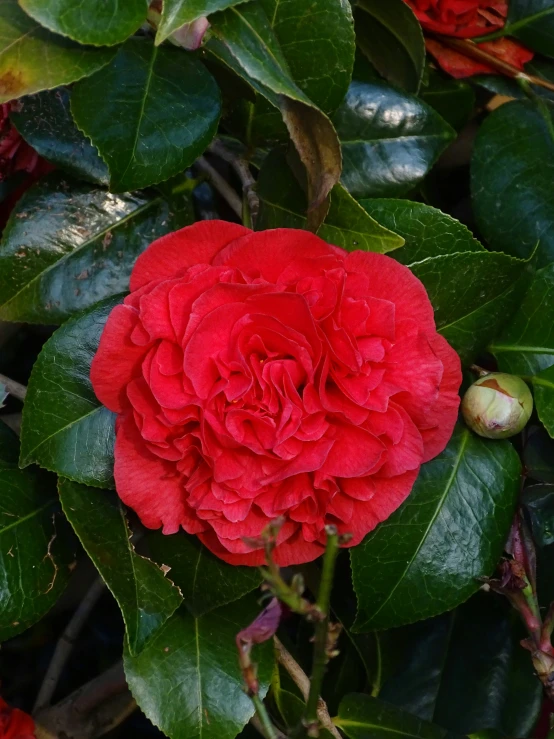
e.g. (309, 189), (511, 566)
(461, 372), (533, 439)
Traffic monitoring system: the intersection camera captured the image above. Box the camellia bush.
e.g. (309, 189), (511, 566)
(3, 0), (554, 737)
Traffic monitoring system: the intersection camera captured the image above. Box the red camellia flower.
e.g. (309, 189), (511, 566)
(404, 0), (534, 78)
(91, 222), (461, 566)
(0, 696), (35, 739)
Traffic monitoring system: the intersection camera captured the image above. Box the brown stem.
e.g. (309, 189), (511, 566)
(34, 579), (106, 712)
(195, 156), (243, 218)
(34, 661), (135, 739)
(0, 372), (27, 401)
(209, 140), (260, 227)
(273, 637), (341, 739)
(430, 35), (554, 93)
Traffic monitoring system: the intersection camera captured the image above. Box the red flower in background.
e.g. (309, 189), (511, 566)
(404, 0), (534, 78)
(0, 697), (35, 739)
(91, 222), (461, 566)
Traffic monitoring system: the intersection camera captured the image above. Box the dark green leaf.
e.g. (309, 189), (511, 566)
(355, 0), (425, 93)
(0, 423), (72, 642)
(0, 172), (192, 324)
(420, 69), (475, 131)
(0, 0), (116, 103)
(256, 148), (404, 253)
(506, 0), (554, 58)
(524, 425), (554, 483)
(71, 39), (221, 192)
(334, 80), (454, 199)
(522, 483), (554, 547)
(18, 0), (147, 46)
(532, 364), (554, 437)
(156, 0), (250, 44)
(359, 199), (484, 265)
(124, 596), (274, 739)
(380, 593), (542, 736)
(20, 296), (119, 488)
(208, 2), (342, 215)
(335, 693), (453, 739)
(146, 530), (260, 617)
(490, 263), (554, 375)
(410, 251), (530, 364)
(475, 58), (554, 103)
(351, 425), (521, 631)
(59, 478), (182, 654)
(471, 99), (554, 265)
(10, 88), (109, 185)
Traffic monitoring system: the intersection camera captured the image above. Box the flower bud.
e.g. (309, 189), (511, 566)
(461, 372), (533, 439)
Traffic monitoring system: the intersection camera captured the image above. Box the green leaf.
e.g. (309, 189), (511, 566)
(380, 592), (543, 736)
(0, 172), (192, 324)
(10, 88), (109, 185)
(351, 425), (521, 631)
(490, 263), (554, 375)
(0, 0), (116, 103)
(506, 0), (554, 58)
(59, 478), (182, 654)
(146, 530), (260, 617)
(0, 423), (72, 642)
(256, 148), (404, 253)
(334, 80), (455, 199)
(359, 199), (484, 265)
(532, 364), (554, 437)
(471, 99), (554, 266)
(18, 0), (147, 46)
(208, 2), (342, 216)
(524, 425), (554, 483)
(419, 68), (475, 131)
(156, 0), (250, 44)
(71, 38), (221, 192)
(20, 296), (119, 488)
(522, 483), (554, 547)
(354, 0), (425, 93)
(410, 251), (530, 364)
(335, 693), (453, 739)
(124, 595), (274, 739)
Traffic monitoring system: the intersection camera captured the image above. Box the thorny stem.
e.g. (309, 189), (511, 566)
(430, 35), (554, 93)
(195, 155), (243, 218)
(34, 578), (106, 712)
(0, 372), (27, 401)
(252, 694), (279, 739)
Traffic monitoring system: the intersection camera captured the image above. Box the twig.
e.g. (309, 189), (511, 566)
(34, 579), (106, 712)
(431, 35), (554, 93)
(209, 140), (259, 226)
(195, 156), (243, 218)
(252, 694), (279, 739)
(0, 372), (27, 401)
(251, 714), (287, 739)
(274, 637), (341, 739)
(34, 661), (134, 739)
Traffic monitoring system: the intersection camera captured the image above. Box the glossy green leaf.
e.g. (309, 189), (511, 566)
(0, 423), (72, 642)
(355, 0), (425, 93)
(71, 38), (221, 192)
(420, 69), (475, 131)
(410, 251), (530, 364)
(59, 478), (182, 654)
(335, 693), (453, 739)
(0, 172), (192, 324)
(532, 364), (554, 437)
(359, 199), (484, 265)
(208, 2), (342, 214)
(471, 99), (554, 265)
(256, 148), (404, 253)
(490, 263), (554, 375)
(146, 530), (260, 617)
(334, 80), (455, 199)
(0, 0), (115, 103)
(524, 425), (554, 483)
(156, 0), (249, 44)
(506, 0), (554, 58)
(10, 88), (109, 185)
(522, 483), (554, 547)
(380, 592), (543, 736)
(351, 425), (521, 631)
(18, 0), (147, 46)
(124, 595), (274, 739)
(20, 296), (119, 488)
